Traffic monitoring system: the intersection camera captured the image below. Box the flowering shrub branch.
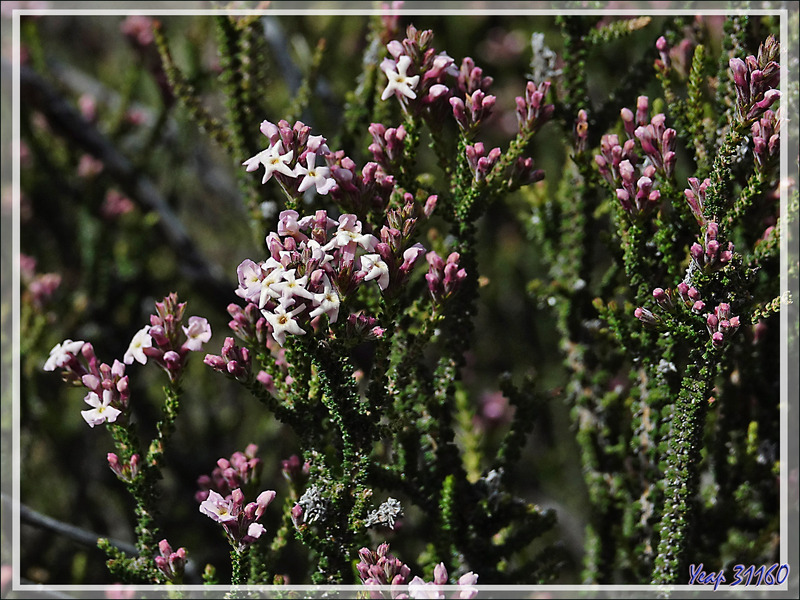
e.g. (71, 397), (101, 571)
(21, 6), (790, 592)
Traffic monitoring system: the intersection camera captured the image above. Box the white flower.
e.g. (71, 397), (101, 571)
(81, 389), (122, 428)
(381, 55), (420, 101)
(324, 214), (378, 253)
(182, 316), (212, 352)
(309, 282), (341, 323)
(360, 254), (390, 290)
(263, 304), (306, 347)
(407, 577), (444, 599)
(243, 143), (296, 184)
(258, 264), (286, 308)
(294, 153), (336, 195)
(269, 269), (315, 303)
(199, 490), (237, 523)
(235, 259), (264, 303)
(43, 339), (85, 371)
(124, 325), (152, 365)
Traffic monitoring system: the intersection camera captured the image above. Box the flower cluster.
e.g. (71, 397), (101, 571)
(154, 539), (187, 583)
(634, 281), (706, 327)
(515, 80), (555, 135)
(465, 142), (501, 182)
(425, 251), (467, 306)
(199, 488), (277, 552)
(357, 542), (411, 589)
(619, 96), (676, 178)
(380, 25), (459, 114)
(684, 176), (711, 227)
(752, 109), (780, 171)
(652, 283), (706, 315)
(44, 339), (129, 428)
(356, 544), (479, 600)
(196, 444), (262, 503)
(706, 303), (741, 347)
(369, 122), (407, 174)
(243, 119), (336, 196)
(203, 337), (251, 382)
(107, 452), (141, 484)
(690, 222), (733, 272)
(595, 133), (638, 186)
(233, 206), (427, 347)
(123, 293), (212, 382)
(615, 161), (661, 219)
(408, 562), (479, 600)
(632, 113), (676, 178)
(729, 35), (780, 124)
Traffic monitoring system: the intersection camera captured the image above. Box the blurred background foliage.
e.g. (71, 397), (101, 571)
(3, 2), (790, 589)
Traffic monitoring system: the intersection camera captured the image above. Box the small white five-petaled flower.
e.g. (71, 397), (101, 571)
(124, 325), (152, 365)
(43, 339), (85, 371)
(294, 153), (336, 195)
(381, 55), (420, 101)
(264, 304), (307, 347)
(81, 389), (122, 428)
(243, 143), (295, 184)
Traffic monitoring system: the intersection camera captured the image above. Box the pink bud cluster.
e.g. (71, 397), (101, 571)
(357, 544), (479, 599)
(706, 303), (741, 347)
(752, 109), (780, 170)
(44, 339), (130, 428)
(225, 302), (269, 348)
(635, 281), (706, 327)
(281, 454), (311, 487)
(107, 452), (141, 483)
(615, 161), (661, 218)
(326, 152), (397, 217)
(449, 56), (496, 134)
(203, 337), (251, 382)
(684, 177), (711, 227)
(356, 543), (411, 588)
(457, 56), (494, 96)
(368, 123), (407, 173)
(465, 142), (501, 182)
(729, 35), (780, 124)
(425, 251), (467, 305)
(690, 222), (733, 272)
(154, 539), (186, 583)
(515, 81), (555, 135)
(345, 313), (387, 340)
(508, 156), (546, 191)
(195, 444), (262, 503)
(595, 133), (638, 186)
(199, 488), (277, 552)
(124, 293), (212, 382)
(628, 108), (677, 178)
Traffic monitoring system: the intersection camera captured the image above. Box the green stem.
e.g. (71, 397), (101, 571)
(651, 344), (718, 584)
